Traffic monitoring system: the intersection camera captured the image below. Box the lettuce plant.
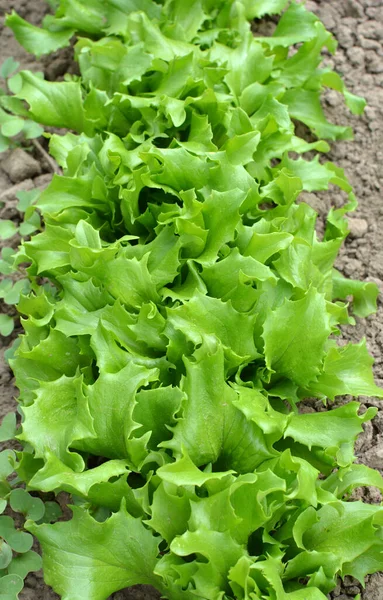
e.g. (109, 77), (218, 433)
(1, 1), (383, 598)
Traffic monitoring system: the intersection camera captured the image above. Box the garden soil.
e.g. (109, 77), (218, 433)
(0, 0), (382, 598)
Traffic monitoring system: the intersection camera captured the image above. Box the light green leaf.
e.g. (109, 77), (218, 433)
(244, 0), (289, 18)
(219, 36), (274, 98)
(19, 211), (41, 237)
(195, 189), (246, 265)
(0, 414), (17, 443)
(321, 464), (383, 498)
(162, 0), (205, 41)
(321, 71), (366, 115)
(0, 221), (18, 240)
(47, 0), (107, 34)
(332, 272), (379, 318)
(0, 450), (16, 482)
(0, 248), (16, 276)
(27, 506), (162, 600)
(0, 133), (10, 152)
(9, 489), (45, 521)
(7, 550), (42, 579)
(78, 361), (158, 460)
(86, 252), (160, 310)
(243, 231), (293, 263)
(10, 71), (87, 133)
(149, 481), (191, 544)
(167, 293), (259, 371)
(255, 2), (329, 48)
(283, 88), (352, 141)
(291, 502), (383, 583)
(6, 12), (74, 57)
(0, 517), (33, 553)
(164, 340), (238, 465)
(29, 452), (130, 498)
(0, 315), (14, 337)
(16, 189), (40, 213)
(0, 541), (12, 570)
(0, 57), (20, 79)
(19, 374), (95, 472)
(285, 402), (376, 454)
(223, 132), (261, 166)
(263, 287), (331, 387)
(0, 574), (24, 600)
(37, 501), (62, 524)
(133, 386), (185, 451)
(165, 338), (277, 472)
(201, 247), (276, 312)
(157, 450), (233, 487)
(2, 279), (30, 306)
(171, 528), (245, 597)
(308, 341), (383, 401)
(13, 327), (86, 389)
(1, 117), (24, 138)
(22, 119), (44, 139)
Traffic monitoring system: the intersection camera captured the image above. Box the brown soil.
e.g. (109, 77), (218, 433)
(0, 0), (382, 599)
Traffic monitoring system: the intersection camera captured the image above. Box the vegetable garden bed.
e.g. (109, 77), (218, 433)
(0, 1), (383, 599)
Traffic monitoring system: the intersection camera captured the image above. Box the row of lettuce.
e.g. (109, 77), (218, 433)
(0, 1), (382, 599)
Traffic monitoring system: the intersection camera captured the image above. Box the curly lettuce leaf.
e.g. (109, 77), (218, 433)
(28, 506), (162, 600)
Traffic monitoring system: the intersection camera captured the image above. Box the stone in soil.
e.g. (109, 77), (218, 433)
(348, 217), (369, 238)
(2, 149), (42, 183)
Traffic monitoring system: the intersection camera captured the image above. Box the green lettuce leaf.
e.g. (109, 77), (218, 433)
(263, 288), (331, 387)
(6, 12), (74, 57)
(28, 506), (162, 600)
